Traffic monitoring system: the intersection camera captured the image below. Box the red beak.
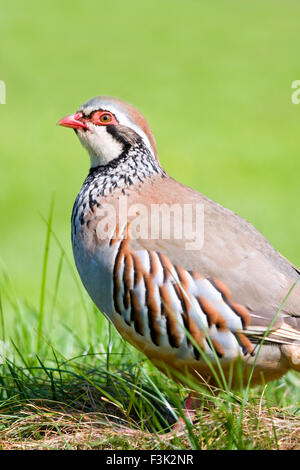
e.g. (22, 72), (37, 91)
(58, 112), (89, 130)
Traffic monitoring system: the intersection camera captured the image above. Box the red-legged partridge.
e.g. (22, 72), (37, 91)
(59, 96), (300, 394)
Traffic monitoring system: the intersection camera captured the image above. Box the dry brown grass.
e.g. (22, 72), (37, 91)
(0, 401), (299, 450)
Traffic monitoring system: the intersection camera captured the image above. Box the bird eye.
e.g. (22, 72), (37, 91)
(91, 110), (116, 126)
(100, 113), (112, 123)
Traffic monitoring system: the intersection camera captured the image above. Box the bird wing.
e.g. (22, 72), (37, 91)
(125, 176), (300, 345)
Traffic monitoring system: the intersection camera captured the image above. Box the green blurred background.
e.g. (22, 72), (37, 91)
(1, 0), (300, 305)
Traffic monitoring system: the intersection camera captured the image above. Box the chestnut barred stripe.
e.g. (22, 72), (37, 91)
(148, 250), (153, 275)
(123, 252), (133, 310)
(157, 252), (172, 282)
(131, 253), (143, 287)
(235, 332), (255, 356)
(174, 265), (190, 292)
(144, 273), (161, 346)
(188, 270), (204, 281)
(183, 314), (205, 359)
(196, 296), (227, 331)
(210, 338), (225, 358)
(171, 283), (191, 347)
(130, 289), (144, 336)
(226, 301), (250, 329)
(173, 283), (191, 315)
(148, 251), (159, 277)
(210, 278), (231, 301)
(113, 239), (126, 315)
(209, 278), (250, 329)
(160, 285), (181, 348)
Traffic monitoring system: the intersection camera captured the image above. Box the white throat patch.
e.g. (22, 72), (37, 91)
(77, 124), (123, 168)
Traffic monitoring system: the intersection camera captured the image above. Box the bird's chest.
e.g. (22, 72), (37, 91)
(71, 192), (118, 319)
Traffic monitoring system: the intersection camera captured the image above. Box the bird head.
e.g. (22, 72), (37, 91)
(58, 96), (158, 168)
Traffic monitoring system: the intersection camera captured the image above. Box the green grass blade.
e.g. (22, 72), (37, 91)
(36, 194), (55, 354)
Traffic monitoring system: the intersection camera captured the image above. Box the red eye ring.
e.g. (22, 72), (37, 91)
(91, 111), (117, 126)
